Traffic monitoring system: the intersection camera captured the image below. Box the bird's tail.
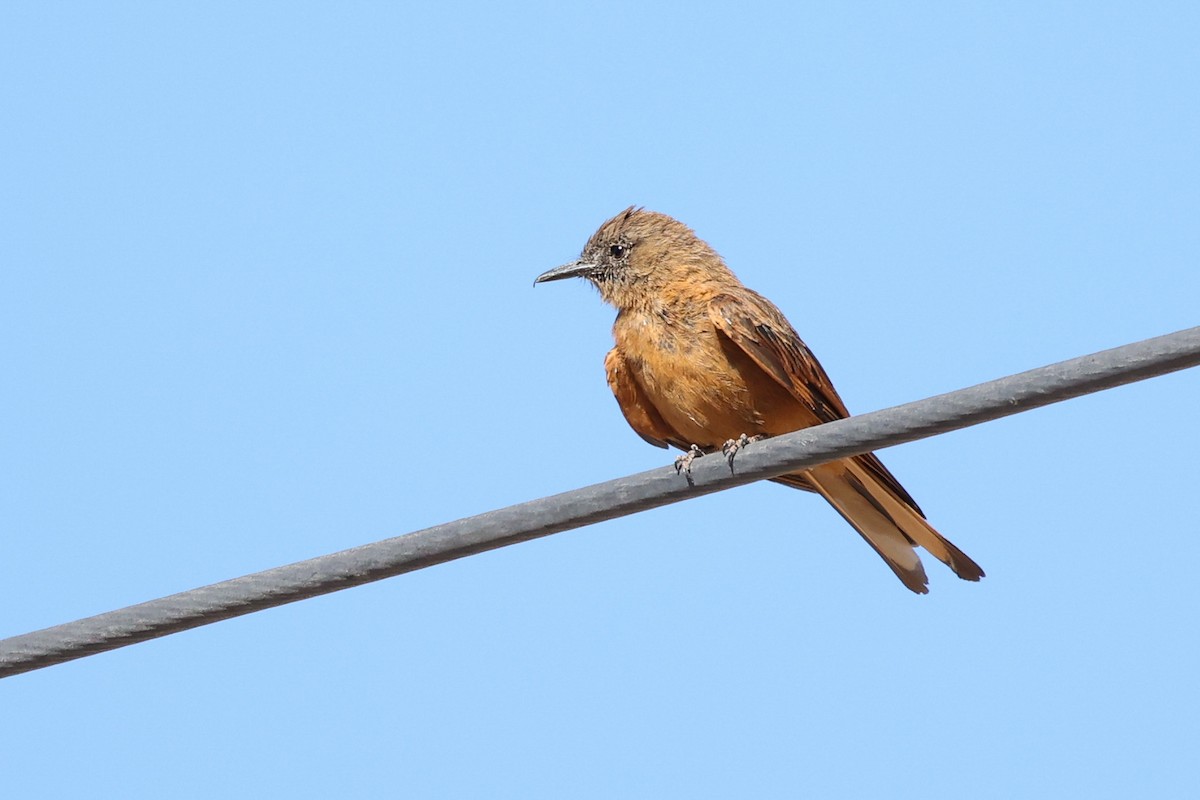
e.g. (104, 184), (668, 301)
(773, 458), (984, 594)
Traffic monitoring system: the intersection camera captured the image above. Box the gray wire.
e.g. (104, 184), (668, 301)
(3, 325), (1199, 679)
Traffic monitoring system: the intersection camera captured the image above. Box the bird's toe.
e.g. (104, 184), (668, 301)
(673, 444), (704, 486)
(721, 433), (766, 473)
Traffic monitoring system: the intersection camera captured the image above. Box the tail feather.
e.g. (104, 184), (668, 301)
(843, 459), (985, 583)
(773, 457), (984, 593)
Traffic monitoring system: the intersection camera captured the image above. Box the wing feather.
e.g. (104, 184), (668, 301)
(707, 292), (924, 514)
(604, 348), (683, 450)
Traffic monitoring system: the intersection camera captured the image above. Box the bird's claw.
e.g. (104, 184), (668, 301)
(674, 444), (704, 486)
(721, 433), (765, 473)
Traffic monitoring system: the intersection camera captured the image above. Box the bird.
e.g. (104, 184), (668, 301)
(534, 206), (984, 593)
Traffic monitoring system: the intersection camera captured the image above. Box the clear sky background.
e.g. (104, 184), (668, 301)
(3, 3), (1199, 798)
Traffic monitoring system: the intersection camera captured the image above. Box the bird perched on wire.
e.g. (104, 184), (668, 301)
(535, 207), (983, 593)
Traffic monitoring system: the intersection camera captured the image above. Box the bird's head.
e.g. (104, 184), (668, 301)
(535, 206), (734, 310)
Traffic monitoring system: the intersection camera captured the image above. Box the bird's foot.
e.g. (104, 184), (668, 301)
(721, 433), (766, 473)
(674, 444), (704, 486)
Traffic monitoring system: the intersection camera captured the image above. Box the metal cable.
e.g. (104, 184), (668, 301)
(3, 325), (1198, 679)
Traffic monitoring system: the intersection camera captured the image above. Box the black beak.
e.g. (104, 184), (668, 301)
(534, 259), (598, 285)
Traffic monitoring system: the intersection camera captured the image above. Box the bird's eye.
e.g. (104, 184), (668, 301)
(609, 244), (627, 258)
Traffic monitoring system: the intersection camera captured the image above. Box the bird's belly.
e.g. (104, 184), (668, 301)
(630, 345), (815, 449)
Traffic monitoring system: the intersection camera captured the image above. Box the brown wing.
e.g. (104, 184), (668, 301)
(707, 291), (851, 422)
(706, 292), (924, 515)
(604, 347), (685, 450)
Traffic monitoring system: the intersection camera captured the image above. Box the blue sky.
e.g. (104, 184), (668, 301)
(3, 3), (1199, 797)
